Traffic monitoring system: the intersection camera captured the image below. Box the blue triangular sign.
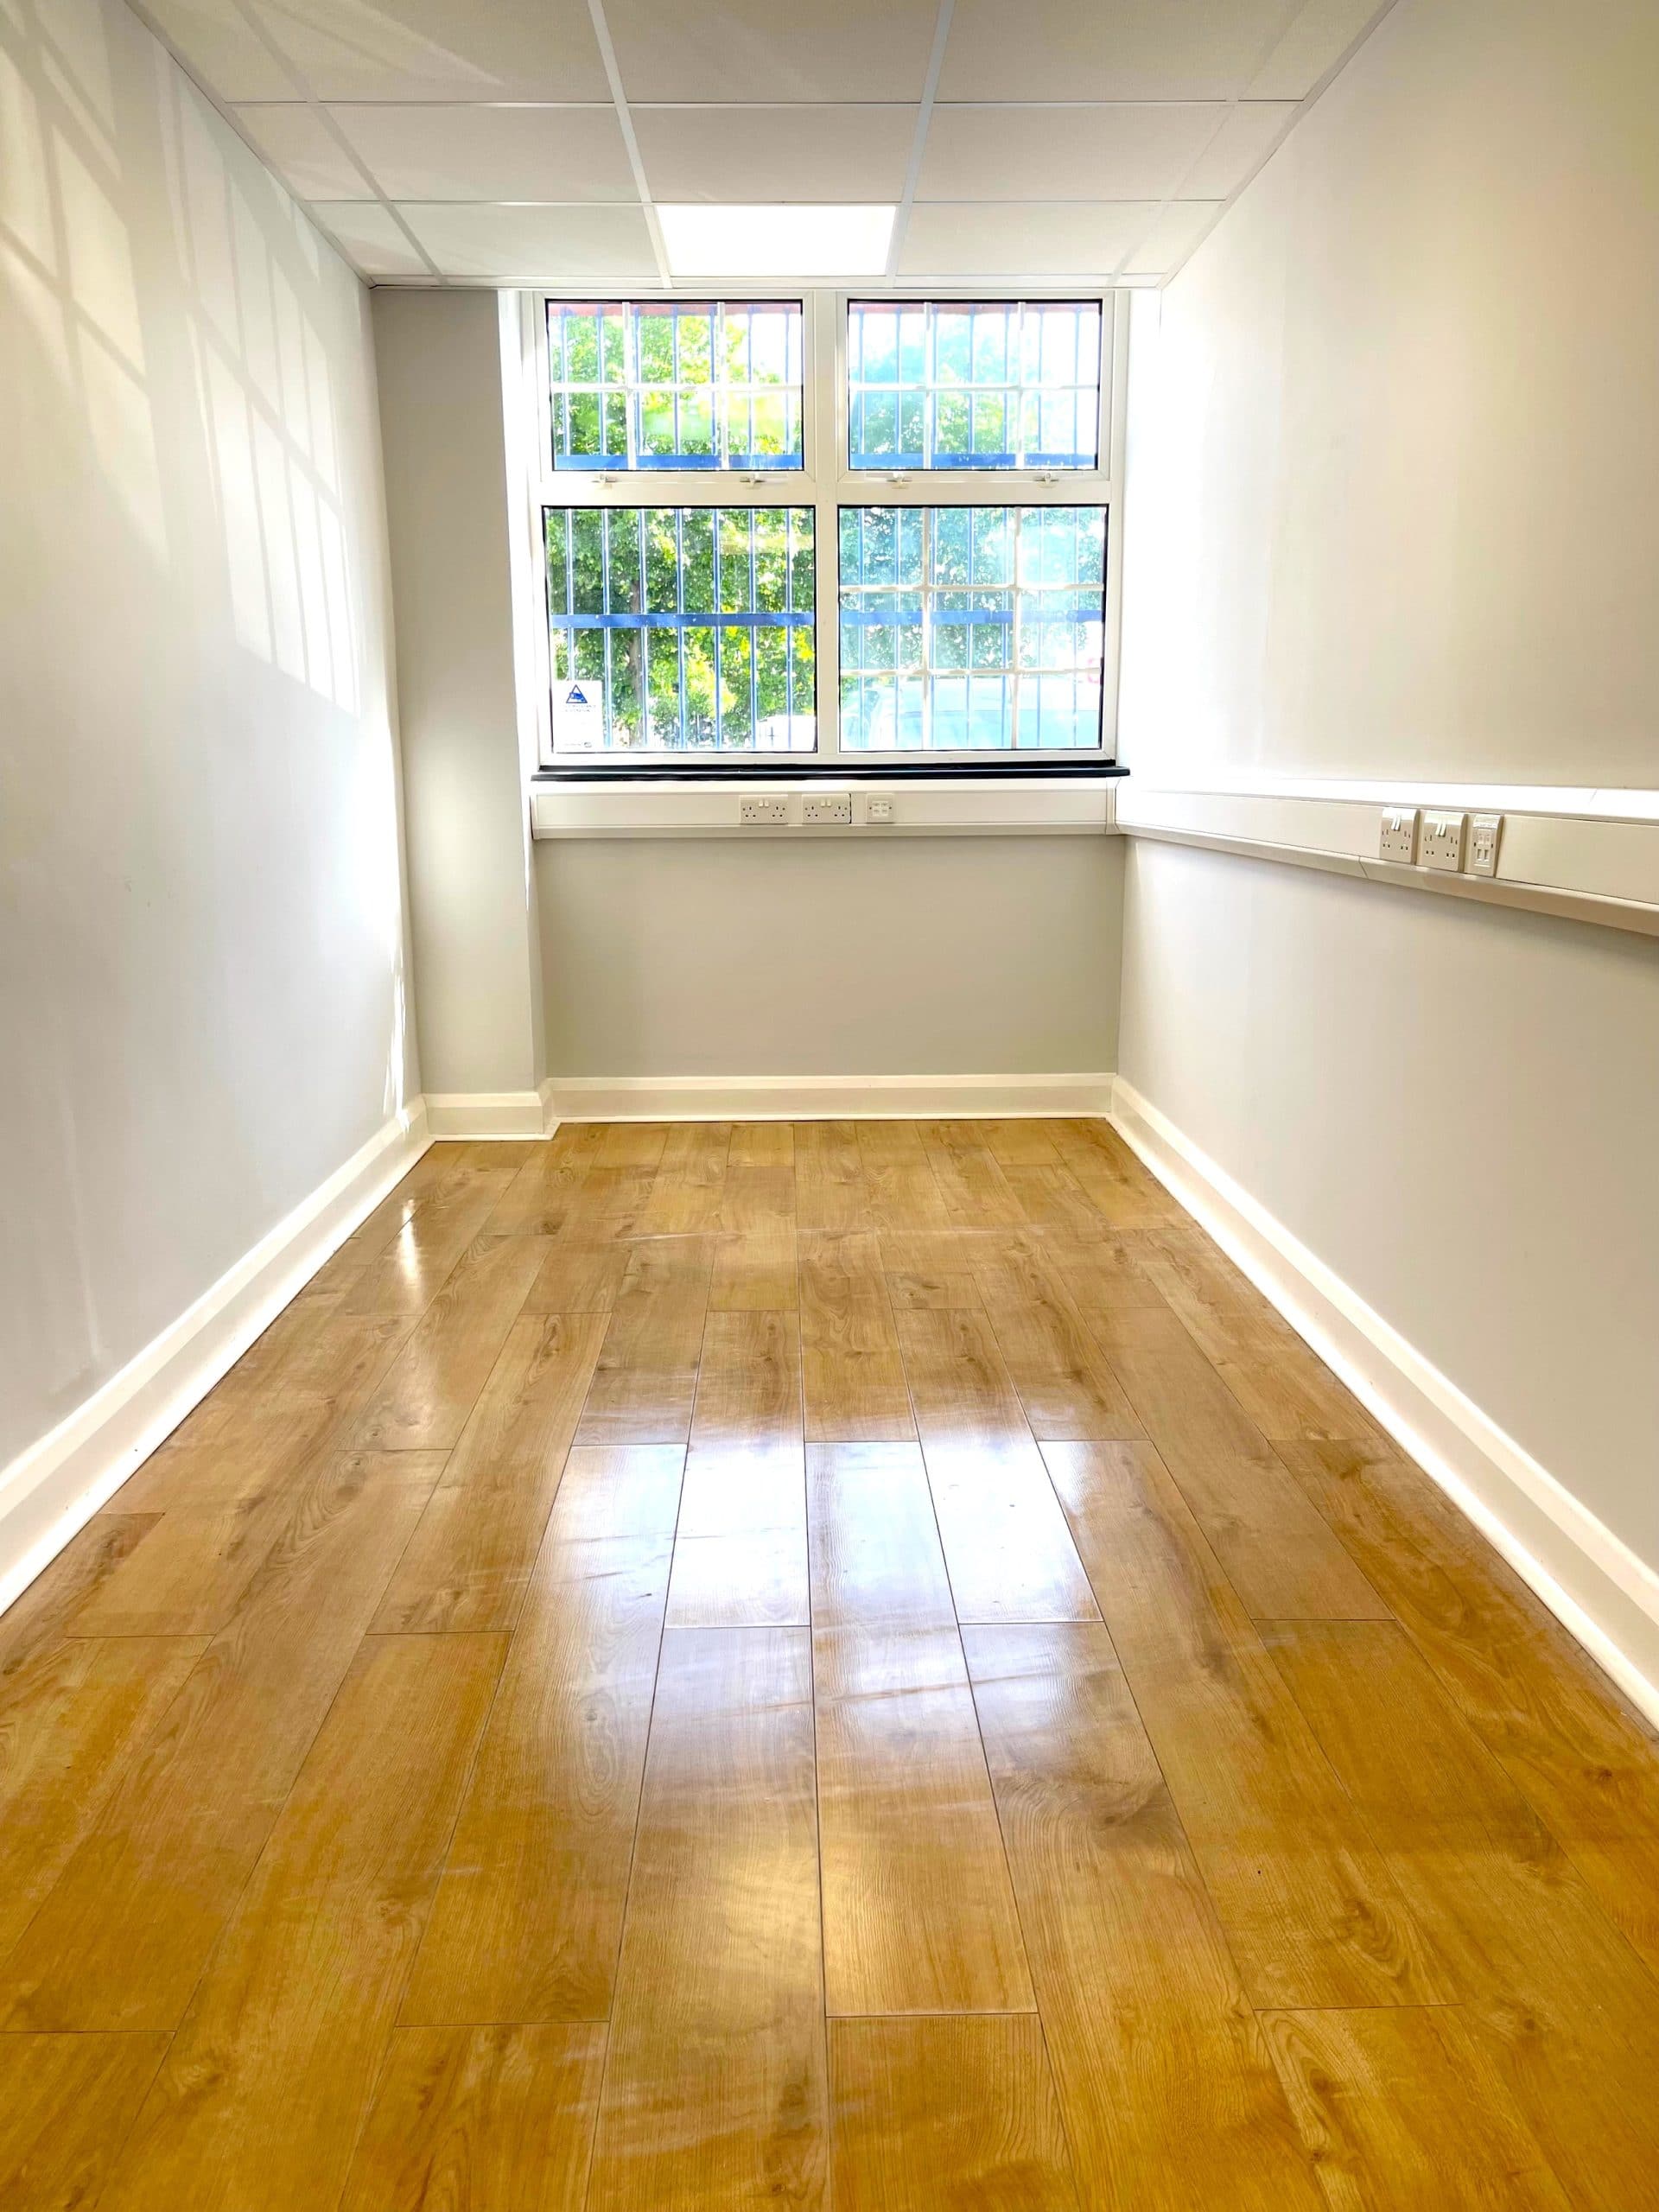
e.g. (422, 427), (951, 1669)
(566, 684), (588, 706)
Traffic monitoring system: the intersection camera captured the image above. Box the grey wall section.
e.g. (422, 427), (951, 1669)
(538, 837), (1122, 1077)
(1121, 843), (1659, 1567)
(1116, 0), (1659, 1569)
(0, 0), (414, 1470)
(372, 288), (542, 1096)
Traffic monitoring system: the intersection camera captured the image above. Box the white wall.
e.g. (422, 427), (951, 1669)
(1116, 0), (1659, 1568)
(1119, 0), (1659, 786)
(373, 287), (544, 1101)
(539, 836), (1122, 1078)
(0, 0), (414, 1471)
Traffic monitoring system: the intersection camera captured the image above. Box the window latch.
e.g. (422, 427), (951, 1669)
(885, 470), (912, 486)
(737, 472), (770, 486)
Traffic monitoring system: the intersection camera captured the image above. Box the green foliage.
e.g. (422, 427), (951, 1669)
(546, 505), (815, 750)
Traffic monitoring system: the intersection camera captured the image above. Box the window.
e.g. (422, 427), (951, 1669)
(839, 506), (1106, 752)
(544, 506), (816, 752)
(526, 291), (1122, 768)
(847, 301), (1102, 472)
(547, 300), (804, 473)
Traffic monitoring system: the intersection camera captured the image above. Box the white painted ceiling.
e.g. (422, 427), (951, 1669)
(132, 0), (1396, 286)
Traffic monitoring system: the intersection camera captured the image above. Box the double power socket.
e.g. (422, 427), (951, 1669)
(1378, 806), (1502, 877)
(738, 791), (893, 828)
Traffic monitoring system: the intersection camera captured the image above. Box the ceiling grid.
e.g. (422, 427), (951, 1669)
(121, 0), (1404, 287)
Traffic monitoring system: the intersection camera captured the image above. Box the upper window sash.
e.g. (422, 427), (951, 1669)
(845, 299), (1103, 475)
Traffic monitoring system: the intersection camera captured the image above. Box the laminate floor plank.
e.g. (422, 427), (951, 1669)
(573, 1236), (717, 1446)
(0, 1634), (208, 1959)
(1002, 1160), (1119, 1240)
(0, 1449), (443, 2032)
(1262, 1617), (1659, 2212)
(799, 1230), (915, 1443)
(808, 1442), (1034, 2017)
(1280, 1438), (1659, 1975)
(669, 1434), (809, 1629)
(637, 1122), (734, 1232)
(0, 1514), (160, 1684)
(353, 1232), (550, 1451)
(794, 1119), (869, 1232)
(879, 1228), (985, 1311)
(709, 1131), (798, 1308)
(1048, 1122), (1179, 1225)
(978, 1117), (1068, 1166)
(1262, 2003), (1573, 2212)
(853, 1119), (956, 1231)
(372, 1311), (609, 1633)
(482, 1122), (607, 1236)
(915, 1120), (1028, 1226)
(969, 1241), (1146, 1441)
(586, 1626), (828, 2212)
(829, 2015), (1080, 2210)
(925, 1436), (1102, 1624)
(97, 1632), (504, 2212)
(400, 1446), (683, 2026)
(1108, 1339), (1386, 1620)
(342, 1173), (518, 1317)
(1044, 1440), (1448, 2010)
(0, 2031), (169, 2212)
(523, 1231), (639, 1314)
(965, 1622), (1325, 2211)
(340, 2022), (607, 2212)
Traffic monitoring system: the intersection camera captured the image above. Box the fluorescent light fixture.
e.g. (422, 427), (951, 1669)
(658, 203), (895, 278)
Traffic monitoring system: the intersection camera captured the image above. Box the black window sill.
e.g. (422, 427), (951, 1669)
(533, 761), (1128, 784)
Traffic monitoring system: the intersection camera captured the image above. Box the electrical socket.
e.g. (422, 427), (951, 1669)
(1468, 811), (1503, 876)
(802, 791), (852, 825)
(739, 795), (789, 825)
(1378, 807), (1419, 864)
(865, 796), (894, 824)
(1421, 811), (1468, 872)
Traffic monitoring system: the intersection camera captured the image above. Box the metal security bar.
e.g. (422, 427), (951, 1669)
(838, 505), (1106, 751)
(847, 301), (1102, 472)
(548, 301), (804, 473)
(544, 505), (817, 752)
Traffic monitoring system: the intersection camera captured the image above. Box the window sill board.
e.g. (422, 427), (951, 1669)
(529, 773), (1123, 839)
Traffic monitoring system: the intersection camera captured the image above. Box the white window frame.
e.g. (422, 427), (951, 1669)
(519, 289), (1129, 772)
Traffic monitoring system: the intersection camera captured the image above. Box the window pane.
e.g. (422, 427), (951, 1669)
(549, 301), (804, 473)
(545, 505), (816, 753)
(847, 301), (1102, 472)
(838, 505), (1104, 752)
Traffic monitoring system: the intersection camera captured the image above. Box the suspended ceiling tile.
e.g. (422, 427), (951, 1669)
(1180, 99), (1299, 197)
(142, 0), (295, 100)
(918, 103), (1223, 202)
(602, 0), (941, 101)
(309, 201), (431, 278)
(1249, 0), (1391, 99)
(255, 0), (612, 102)
(1120, 199), (1224, 276)
(899, 200), (1159, 277)
(633, 104), (918, 202)
(329, 104), (637, 201)
(941, 0), (1303, 101)
(232, 105), (368, 200)
(398, 201), (660, 281)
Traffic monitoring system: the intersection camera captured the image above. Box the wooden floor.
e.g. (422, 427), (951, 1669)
(5, 1121), (1659, 2210)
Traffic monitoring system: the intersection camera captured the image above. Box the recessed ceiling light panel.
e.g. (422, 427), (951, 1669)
(658, 203), (895, 278)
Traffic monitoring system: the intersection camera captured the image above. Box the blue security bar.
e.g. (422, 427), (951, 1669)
(544, 505), (817, 753)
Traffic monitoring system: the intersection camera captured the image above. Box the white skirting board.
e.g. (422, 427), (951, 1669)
(424, 1088), (551, 1138)
(1110, 1076), (1659, 1729)
(541, 1072), (1116, 1122)
(0, 1101), (432, 1623)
